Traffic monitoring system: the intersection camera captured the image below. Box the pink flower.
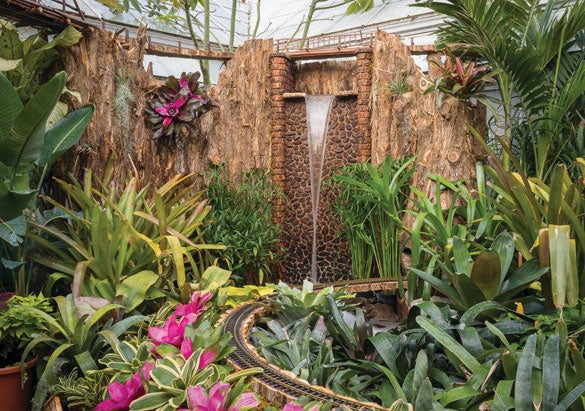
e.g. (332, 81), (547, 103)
(148, 314), (188, 347)
(180, 337), (194, 359)
(175, 291), (212, 321)
(178, 382), (259, 411)
(197, 348), (218, 369)
(95, 362), (154, 411)
(155, 98), (186, 128)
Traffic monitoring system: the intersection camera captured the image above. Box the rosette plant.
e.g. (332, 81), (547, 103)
(145, 72), (214, 147)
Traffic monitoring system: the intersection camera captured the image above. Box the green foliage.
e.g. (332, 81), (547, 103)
(332, 156), (415, 293)
(20, 293), (145, 410)
(52, 370), (111, 410)
(426, 53), (495, 100)
(28, 167), (223, 311)
(268, 280), (353, 324)
(407, 163), (505, 301)
(0, 293), (51, 366)
(205, 165), (283, 285)
(384, 70), (412, 99)
(0, 70), (94, 294)
(415, 0), (585, 181)
(484, 158), (585, 304)
(0, 20), (82, 102)
(252, 314), (336, 386)
(411, 234), (547, 312)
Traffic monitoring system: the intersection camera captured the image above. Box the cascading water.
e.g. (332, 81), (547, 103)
(305, 94), (335, 283)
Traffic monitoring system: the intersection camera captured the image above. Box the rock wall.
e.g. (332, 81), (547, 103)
(282, 98), (358, 283)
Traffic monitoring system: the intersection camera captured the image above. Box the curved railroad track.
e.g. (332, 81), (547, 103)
(221, 278), (402, 410)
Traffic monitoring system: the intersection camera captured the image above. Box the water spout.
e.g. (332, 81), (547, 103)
(305, 94), (335, 283)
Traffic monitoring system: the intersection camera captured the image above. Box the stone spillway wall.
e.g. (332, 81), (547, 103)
(282, 97), (359, 283)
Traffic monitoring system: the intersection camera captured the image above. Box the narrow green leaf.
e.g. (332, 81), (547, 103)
(542, 334), (560, 411)
(515, 333), (537, 411)
(416, 315), (481, 374)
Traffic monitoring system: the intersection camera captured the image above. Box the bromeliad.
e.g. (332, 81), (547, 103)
(145, 72), (215, 146)
(178, 382), (259, 411)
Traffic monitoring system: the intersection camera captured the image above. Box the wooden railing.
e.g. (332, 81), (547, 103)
(274, 32), (375, 54)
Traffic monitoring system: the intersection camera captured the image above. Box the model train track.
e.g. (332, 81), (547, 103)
(221, 278), (402, 410)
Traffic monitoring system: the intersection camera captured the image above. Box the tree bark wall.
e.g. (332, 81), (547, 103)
(371, 30), (487, 212)
(57, 28), (273, 188)
(201, 39), (274, 181)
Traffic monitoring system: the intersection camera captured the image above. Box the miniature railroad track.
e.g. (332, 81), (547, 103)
(221, 278), (402, 410)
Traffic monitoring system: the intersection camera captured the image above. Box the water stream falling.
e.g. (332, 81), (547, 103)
(305, 94), (335, 283)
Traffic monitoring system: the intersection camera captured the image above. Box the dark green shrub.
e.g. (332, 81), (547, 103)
(205, 165), (283, 285)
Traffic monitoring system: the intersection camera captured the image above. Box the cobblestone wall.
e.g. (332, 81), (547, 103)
(282, 98), (359, 282)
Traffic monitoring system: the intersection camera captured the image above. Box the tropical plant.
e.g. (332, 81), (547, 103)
(0, 293), (52, 367)
(205, 165), (284, 285)
(89, 289), (260, 411)
(407, 162), (506, 301)
(426, 52), (494, 100)
(145, 72), (214, 147)
(252, 314), (336, 386)
(267, 280), (354, 325)
(28, 166), (223, 310)
(483, 157), (585, 304)
(411, 232), (548, 313)
(0, 20), (82, 102)
(0, 70), (94, 294)
(332, 156), (415, 294)
(329, 162), (375, 279)
(414, 0), (585, 181)
(19, 293), (145, 410)
(384, 69), (412, 99)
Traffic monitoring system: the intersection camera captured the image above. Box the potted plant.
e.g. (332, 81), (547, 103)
(0, 293), (52, 410)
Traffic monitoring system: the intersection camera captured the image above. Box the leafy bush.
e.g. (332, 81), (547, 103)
(330, 156), (414, 290)
(0, 293), (52, 366)
(205, 165), (283, 285)
(29, 164), (223, 311)
(0, 70), (94, 294)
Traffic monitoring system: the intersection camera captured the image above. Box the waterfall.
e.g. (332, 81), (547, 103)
(305, 94), (335, 283)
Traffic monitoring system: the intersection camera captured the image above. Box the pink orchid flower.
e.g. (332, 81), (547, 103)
(155, 98), (186, 128)
(283, 404), (320, 411)
(96, 362), (154, 411)
(178, 382), (259, 411)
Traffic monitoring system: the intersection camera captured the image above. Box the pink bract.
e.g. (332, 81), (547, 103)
(175, 291), (212, 319)
(95, 363), (153, 411)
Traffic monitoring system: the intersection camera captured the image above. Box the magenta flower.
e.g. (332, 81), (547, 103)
(96, 362), (154, 411)
(197, 348), (218, 369)
(155, 98), (186, 128)
(178, 382), (259, 411)
(180, 336), (194, 359)
(148, 314), (188, 347)
(175, 291), (212, 322)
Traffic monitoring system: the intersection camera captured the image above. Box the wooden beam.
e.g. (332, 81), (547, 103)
(0, 0), (90, 31)
(408, 44), (437, 55)
(145, 43), (233, 60)
(283, 47), (370, 61)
